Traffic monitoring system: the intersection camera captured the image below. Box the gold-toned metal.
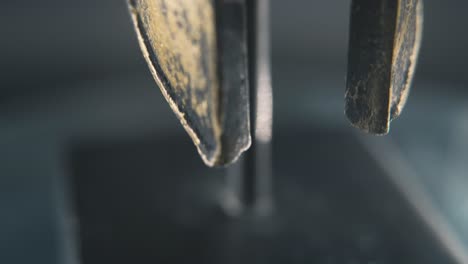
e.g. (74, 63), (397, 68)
(128, 0), (222, 166)
(390, 0), (423, 118)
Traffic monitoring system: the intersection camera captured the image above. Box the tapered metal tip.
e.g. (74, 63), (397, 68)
(346, 0), (423, 134)
(128, 0), (251, 166)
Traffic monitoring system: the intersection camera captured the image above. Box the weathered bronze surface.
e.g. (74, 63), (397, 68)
(128, 0), (250, 166)
(346, 0), (423, 134)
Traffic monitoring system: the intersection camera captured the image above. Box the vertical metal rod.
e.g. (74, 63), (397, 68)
(222, 0), (273, 217)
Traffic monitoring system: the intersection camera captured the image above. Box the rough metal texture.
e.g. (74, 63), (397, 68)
(346, 0), (423, 134)
(128, 0), (250, 166)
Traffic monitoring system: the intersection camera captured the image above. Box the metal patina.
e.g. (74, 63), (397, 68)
(346, 0), (423, 134)
(128, 0), (250, 166)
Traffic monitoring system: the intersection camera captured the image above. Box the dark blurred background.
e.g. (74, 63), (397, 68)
(1, 1), (468, 263)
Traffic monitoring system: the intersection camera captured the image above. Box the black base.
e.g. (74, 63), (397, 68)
(70, 125), (453, 264)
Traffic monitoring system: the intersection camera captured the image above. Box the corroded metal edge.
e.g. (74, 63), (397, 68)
(389, 0), (423, 120)
(215, 0), (251, 166)
(128, 1), (221, 166)
(346, 0), (423, 135)
(127, 0), (251, 167)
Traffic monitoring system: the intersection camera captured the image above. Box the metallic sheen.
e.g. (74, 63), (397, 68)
(128, 0), (250, 166)
(346, 0), (423, 134)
